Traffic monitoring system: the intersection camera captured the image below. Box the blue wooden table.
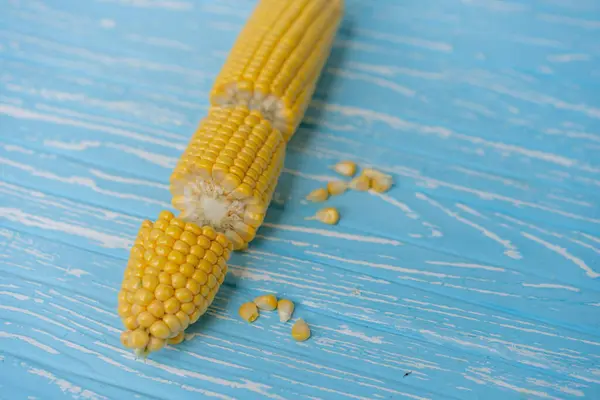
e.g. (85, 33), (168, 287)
(1, 0), (599, 399)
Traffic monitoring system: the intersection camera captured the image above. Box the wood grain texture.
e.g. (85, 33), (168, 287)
(0, 0), (599, 399)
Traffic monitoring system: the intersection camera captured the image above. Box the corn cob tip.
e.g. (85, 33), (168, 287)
(118, 211), (231, 356)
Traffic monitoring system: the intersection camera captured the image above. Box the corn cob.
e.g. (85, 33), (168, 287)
(210, 0), (344, 140)
(170, 0), (343, 250)
(170, 106), (285, 250)
(118, 211), (232, 357)
(118, 0), (343, 356)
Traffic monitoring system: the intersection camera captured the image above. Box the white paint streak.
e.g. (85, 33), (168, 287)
(416, 193), (522, 259)
(0, 291), (30, 300)
(522, 283), (580, 292)
(306, 251), (460, 279)
(0, 156), (171, 208)
(0, 305), (76, 332)
(426, 261), (505, 272)
(28, 368), (106, 399)
(548, 53), (591, 63)
(43, 140), (101, 151)
(336, 325), (387, 344)
(328, 68), (416, 97)
(263, 223), (402, 246)
(0, 331), (59, 354)
(0, 104), (185, 150)
(283, 168), (336, 182)
(0, 208), (132, 249)
(370, 191), (419, 219)
(522, 232), (599, 278)
(527, 378), (584, 397)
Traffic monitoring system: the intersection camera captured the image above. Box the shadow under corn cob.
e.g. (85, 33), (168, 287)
(118, 0), (344, 357)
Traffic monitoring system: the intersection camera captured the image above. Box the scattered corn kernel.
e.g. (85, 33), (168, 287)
(333, 161), (357, 177)
(370, 177), (393, 193)
(307, 207), (340, 225)
(349, 174), (371, 191)
(363, 168), (394, 193)
(277, 299), (295, 322)
(305, 187), (329, 202)
(254, 294), (278, 311)
(327, 180), (347, 196)
(239, 302), (259, 323)
(291, 319), (311, 342)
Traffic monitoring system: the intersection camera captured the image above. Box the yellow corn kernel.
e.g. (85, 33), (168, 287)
(123, 315), (139, 330)
(370, 178), (393, 193)
(181, 302), (196, 315)
(164, 297), (181, 314)
(146, 337), (165, 353)
(254, 294), (278, 311)
(137, 311), (157, 328)
(333, 161), (357, 177)
(277, 299), (295, 322)
(133, 288), (154, 306)
(159, 210), (174, 221)
(327, 181), (347, 196)
(129, 329), (150, 349)
(349, 174), (371, 191)
(163, 314), (182, 334)
(120, 331), (132, 348)
(155, 284), (174, 302)
(167, 332), (185, 345)
(147, 300), (165, 318)
(149, 321), (171, 339)
(307, 207), (340, 225)
(363, 168), (393, 193)
(305, 187), (328, 202)
(239, 302), (259, 323)
(118, 213), (232, 357)
(291, 319), (311, 342)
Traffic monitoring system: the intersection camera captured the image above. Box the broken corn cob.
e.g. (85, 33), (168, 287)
(170, 106), (285, 250)
(171, 0), (344, 251)
(118, 211), (232, 357)
(210, 0), (344, 140)
(118, 0), (344, 357)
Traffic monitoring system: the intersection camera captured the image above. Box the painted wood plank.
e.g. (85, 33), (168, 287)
(1, 0), (599, 399)
(2, 227), (597, 399)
